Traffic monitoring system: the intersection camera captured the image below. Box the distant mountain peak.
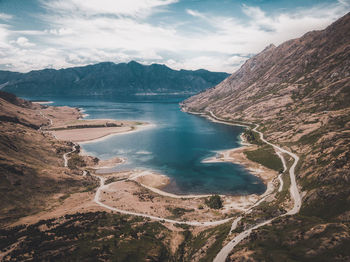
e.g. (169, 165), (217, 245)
(127, 60), (141, 66)
(0, 61), (229, 97)
(262, 43), (276, 52)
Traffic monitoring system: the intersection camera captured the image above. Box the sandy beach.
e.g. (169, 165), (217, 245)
(201, 135), (277, 185)
(41, 109), (153, 143)
(32, 101), (54, 105)
(52, 126), (133, 142)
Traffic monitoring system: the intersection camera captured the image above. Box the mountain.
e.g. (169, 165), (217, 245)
(182, 13), (350, 260)
(0, 91), (94, 225)
(0, 61), (229, 97)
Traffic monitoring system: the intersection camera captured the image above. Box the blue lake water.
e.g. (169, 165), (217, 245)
(27, 96), (266, 195)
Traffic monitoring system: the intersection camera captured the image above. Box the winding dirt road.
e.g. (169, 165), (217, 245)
(208, 111), (301, 262)
(63, 145), (77, 167)
(39, 110), (57, 139)
(276, 151), (287, 192)
(91, 173), (234, 227)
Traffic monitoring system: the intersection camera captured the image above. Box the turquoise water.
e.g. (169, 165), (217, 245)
(29, 96), (265, 195)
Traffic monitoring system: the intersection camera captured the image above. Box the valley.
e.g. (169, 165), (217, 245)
(0, 6), (349, 262)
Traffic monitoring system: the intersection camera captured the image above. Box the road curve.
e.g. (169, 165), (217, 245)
(63, 145), (77, 168)
(39, 111), (57, 139)
(252, 124), (301, 215)
(39, 111), (53, 128)
(91, 174), (234, 227)
(276, 151), (287, 192)
(207, 111), (301, 262)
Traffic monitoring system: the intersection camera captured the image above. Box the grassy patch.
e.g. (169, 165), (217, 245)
(244, 145), (283, 172)
(183, 222), (231, 262)
(300, 186), (350, 220)
(236, 215), (350, 262)
(80, 183), (98, 192)
(275, 172), (291, 204)
(166, 207), (194, 219)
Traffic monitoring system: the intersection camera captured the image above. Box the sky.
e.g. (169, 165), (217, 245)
(0, 0), (349, 73)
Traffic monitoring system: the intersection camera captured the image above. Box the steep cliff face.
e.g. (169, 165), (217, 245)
(183, 13), (350, 260)
(0, 61), (229, 97)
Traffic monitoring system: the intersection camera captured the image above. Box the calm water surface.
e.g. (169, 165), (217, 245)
(28, 96), (266, 195)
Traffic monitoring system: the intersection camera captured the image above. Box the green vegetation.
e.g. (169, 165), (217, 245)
(80, 183), (99, 192)
(166, 206), (194, 219)
(205, 195), (223, 209)
(105, 177), (126, 185)
(244, 145), (283, 172)
(0, 212), (172, 261)
(181, 222), (231, 262)
(235, 215), (350, 262)
(50, 123), (121, 131)
(243, 129), (263, 145)
(301, 185), (350, 220)
(67, 153), (86, 169)
(275, 172), (291, 204)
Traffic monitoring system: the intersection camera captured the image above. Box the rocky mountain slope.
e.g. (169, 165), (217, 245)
(0, 61), (229, 97)
(183, 12), (350, 261)
(0, 91), (94, 226)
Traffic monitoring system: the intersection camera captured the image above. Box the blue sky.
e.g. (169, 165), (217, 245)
(0, 0), (349, 73)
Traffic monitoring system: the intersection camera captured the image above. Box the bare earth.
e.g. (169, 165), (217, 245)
(52, 126), (134, 142)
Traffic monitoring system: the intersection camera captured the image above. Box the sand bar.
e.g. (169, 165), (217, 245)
(52, 126), (133, 142)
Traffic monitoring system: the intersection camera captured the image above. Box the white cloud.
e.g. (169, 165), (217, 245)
(0, 0), (349, 73)
(338, 0), (350, 6)
(42, 0), (178, 17)
(47, 28), (74, 36)
(0, 13), (12, 21)
(165, 54), (249, 73)
(186, 9), (205, 18)
(0, 25), (11, 48)
(11, 37), (36, 47)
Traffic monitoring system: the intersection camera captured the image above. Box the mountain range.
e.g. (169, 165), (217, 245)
(182, 12), (350, 260)
(0, 61), (229, 97)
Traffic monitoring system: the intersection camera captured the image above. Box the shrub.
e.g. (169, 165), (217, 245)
(205, 195), (223, 209)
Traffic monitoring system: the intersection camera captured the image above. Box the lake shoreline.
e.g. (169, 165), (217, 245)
(180, 107), (278, 189)
(13, 101), (280, 227)
(79, 105), (275, 199)
(45, 102), (275, 199)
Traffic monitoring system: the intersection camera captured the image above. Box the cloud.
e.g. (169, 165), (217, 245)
(0, 13), (12, 21)
(338, 0), (350, 6)
(186, 9), (205, 18)
(165, 54), (250, 73)
(41, 0), (178, 17)
(0, 0), (349, 73)
(11, 37), (36, 47)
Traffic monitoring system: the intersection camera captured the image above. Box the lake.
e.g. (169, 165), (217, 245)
(28, 95), (266, 195)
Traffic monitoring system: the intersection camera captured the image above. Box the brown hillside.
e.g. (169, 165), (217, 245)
(0, 91), (92, 226)
(183, 13), (350, 261)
